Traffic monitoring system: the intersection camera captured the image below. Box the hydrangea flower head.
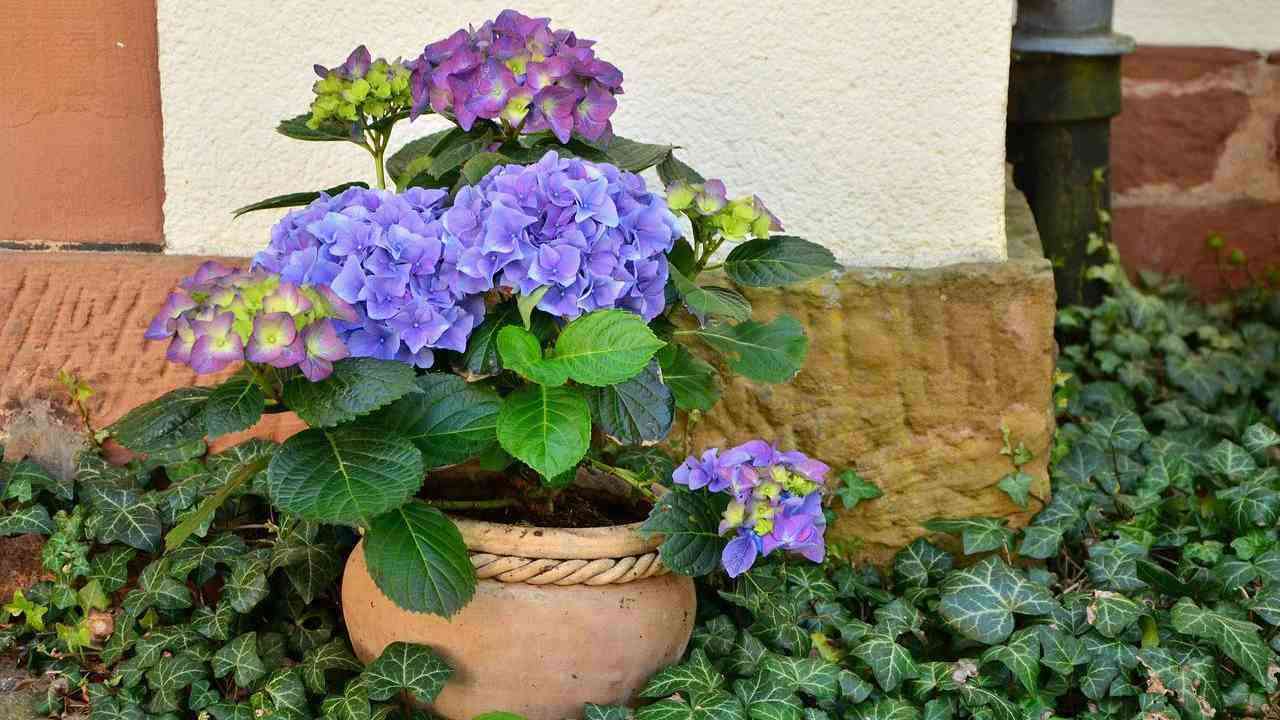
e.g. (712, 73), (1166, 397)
(666, 179), (784, 241)
(441, 151), (679, 320)
(146, 261), (356, 380)
(673, 441), (830, 577)
(309, 46), (413, 134)
(255, 186), (486, 368)
(407, 10), (624, 142)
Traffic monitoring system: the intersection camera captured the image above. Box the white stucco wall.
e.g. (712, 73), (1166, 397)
(157, 0), (1013, 268)
(1115, 1), (1280, 51)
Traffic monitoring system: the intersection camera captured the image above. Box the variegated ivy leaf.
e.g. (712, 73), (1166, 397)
(1169, 598), (1277, 691)
(145, 652), (207, 714)
(101, 617), (139, 666)
(206, 438), (277, 496)
(301, 638), (363, 694)
(1017, 525), (1063, 560)
(191, 601), (237, 641)
(980, 628), (1040, 694)
(1218, 480), (1280, 531)
(1250, 586), (1280, 626)
(784, 564), (836, 604)
(168, 533), (247, 580)
(1205, 439), (1258, 481)
(262, 668), (309, 719)
(10, 458), (73, 501)
(223, 550), (270, 613)
(122, 559), (192, 617)
(212, 632), (267, 688)
(937, 557), (1055, 645)
(923, 517), (1013, 556)
(873, 599), (924, 639)
(84, 484), (162, 553)
(732, 672), (802, 720)
(188, 678), (219, 711)
(641, 648), (725, 698)
(760, 654), (841, 701)
(1242, 423), (1280, 456)
(1086, 591), (1141, 638)
(321, 677), (372, 720)
(585, 704), (633, 720)
(1088, 411), (1148, 452)
(75, 451), (146, 492)
(88, 693), (148, 720)
(1054, 440), (1104, 484)
(635, 692), (746, 720)
(1136, 648), (1218, 720)
(850, 633), (916, 693)
(361, 641), (453, 704)
(1035, 626), (1088, 676)
(135, 625), (207, 669)
(0, 504), (53, 536)
(893, 539), (953, 588)
(692, 615), (738, 658)
(727, 631), (770, 677)
(850, 698), (921, 720)
(271, 522), (342, 604)
(1085, 542), (1146, 592)
(1214, 558), (1258, 591)
(954, 683), (1019, 720)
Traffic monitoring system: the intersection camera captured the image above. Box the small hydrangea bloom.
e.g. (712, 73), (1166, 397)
(442, 151), (680, 320)
(255, 186), (486, 367)
(407, 10), (624, 142)
(145, 261), (356, 381)
(309, 46), (413, 133)
(673, 441), (830, 577)
(665, 179), (783, 241)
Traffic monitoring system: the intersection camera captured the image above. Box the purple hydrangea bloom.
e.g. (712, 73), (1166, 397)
(441, 151), (680, 320)
(407, 9), (624, 142)
(254, 186), (487, 368)
(145, 261), (356, 381)
(672, 440), (830, 577)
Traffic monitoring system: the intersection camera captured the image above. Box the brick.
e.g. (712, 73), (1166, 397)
(0, 1), (164, 247)
(1114, 203), (1280, 297)
(1124, 45), (1260, 84)
(1112, 88), (1250, 192)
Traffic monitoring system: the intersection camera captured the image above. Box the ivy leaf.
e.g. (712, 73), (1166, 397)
(0, 504), (53, 536)
(1086, 590), (1141, 638)
(587, 361), (675, 445)
(496, 384), (591, 481)
(636, 693), (746, 720)
(834, 469), (882, 511)
(551, 309), (666, 386)
(641, 648), (725, 697)
(204, 373), (265, 439)
(368, 373), (501, 469)
(267, 427), (424, 525)
(1170, 598), (1277, 690)
(84, 484), (162, 552)
(1035, 626), (1088, 676)
(997, 471), (1034, 510)
(89, 694), (147, 720)
(732, 673), (802, 720)
(271, 531), (342, 604)
(211, 632), (267, 688)
(1088, 411), (1149, 452)
(168, 533), (247, 580)
(657, 344), (721, 412)
(640, 487), (730, 576)
(10, 459), (72, 501)
(301, 639), (363, 694)
(88, 546), (136, 593)
(191, 601), (237, 641)
(122, 560), (191, 617)
(852, 699), (922, 720)
(1055, 441), (1104, 483)
(1205, 440), (1258, 481)
(1017, 525), (1064, 560)
(980, 628), (1040, 694)
(364, 501), (476, 617)
(938, 558), (1055, 644)
(108, 387), (211, 454)
(1242, 423), (1280, 456)
(723, 236), (838, 287)
(873, 599), (924, 639)
(262, 668), (309, 719)
(585, 704), (633, 720)
(893, 539), (953, 588)
(321, 677), (372, 720)
(851, 633), (917, 692)
(145, 652), (206, 714)
(727, 631), (770, 677)
(923, 518), (1013, 556)
(362, 641), (453, 703)
(688, 316), (808, 384)
(1219, 480), (1280, 530)
(223, 550), (270, 613)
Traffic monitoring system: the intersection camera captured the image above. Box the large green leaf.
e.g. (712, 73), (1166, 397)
(636, 693), (746, 720)
(893, 539), (953, 588)
(283, 357), (420, 428)
(223, 550), (270, 613)
(587, 361), (674, 445)
(937, 558), (1055, 644)
(1087, 411), (1149, 452)
(496, 384), (591, 481)
(497, 325), (569, 386)
(669, 265), (752, 324)
(367, 373), (501, 469)
(364, 501), (476, 617)
(723, 236), (838, 287)
(640, 487), (730, 576)
(267, 427), (424, 525)
(361, 641), (453, 703)
(1169, 598), (1276, 690)
(301, 638), (363, 694)
(1204, 439), (1258, 480)
(760, 655), (842, 701)
(551, 310), (666, 386)
(658, 344), (721, 412)
(599, 136), (673, 172)
(686, 316), (808, 384)
(204, 373), (265, 438)
(732, 673), (802, 720)
(231, 182), (369, 218)
(108, 387), (211, 454)
(84, 484), (162, 552)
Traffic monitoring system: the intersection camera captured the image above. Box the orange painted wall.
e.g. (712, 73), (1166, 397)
(0, 0), (165, 249)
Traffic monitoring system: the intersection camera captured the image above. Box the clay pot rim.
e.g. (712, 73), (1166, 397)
(448, 515), (659, 560)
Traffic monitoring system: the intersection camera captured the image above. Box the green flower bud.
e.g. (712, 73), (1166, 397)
(665, 181), (695, 211)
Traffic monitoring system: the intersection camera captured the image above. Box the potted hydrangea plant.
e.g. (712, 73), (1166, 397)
(118, 10), (838, 719)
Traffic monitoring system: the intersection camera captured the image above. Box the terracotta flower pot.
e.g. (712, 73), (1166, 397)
(342, 515), (696, 720)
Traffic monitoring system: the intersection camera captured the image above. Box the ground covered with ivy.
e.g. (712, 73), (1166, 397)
(2, 261), (1280, 719)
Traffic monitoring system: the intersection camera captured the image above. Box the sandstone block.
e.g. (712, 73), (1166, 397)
(1112, 87), (1251, 192)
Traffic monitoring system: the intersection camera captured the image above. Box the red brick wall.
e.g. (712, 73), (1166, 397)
(1113, 46), (1280, 296)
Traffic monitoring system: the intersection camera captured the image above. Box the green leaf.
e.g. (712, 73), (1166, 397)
(364, 501), (476, 617)
(108, 387), (210, 454)
(1242, 423), (1280, 456)
(938, 557), (1055, 644)
(980, 628), (1039, 694)
(271, 529), (341, 604)
(164, 450), (271, 551)
(0, 504), (53, 536)
(641, 648), (725, 697)
(321, 677), (371, 720)
(834, 469), (882, 510)
(517, 286), (550, 329)
(459, 152), (510, 185)
(145, 652), (206, 714)
(587, 361), (674, 445)
(191, 601), (236, 641)
(852, 699), (921, 720)
(1220, 480), (1280, 530)
(997, 471), (1034, 509)
(428, 127), (497, 180)
(88, 546), (136, 593)
(669, 264), (752, 324)
(657, 344), (721, 412)
(851, 633), (917, 692)
(497, 325), (568, 386)
(276, 114), (355, 142)
(10, 459), (72, 501)
(1205, 439), (1258, 480)
(496, 384), (591, 481)
(636, 693), (745, 720)
(212, 632), (267, 688)
(387, 128), (456, 188)
(168, 533), (247, 580)
(688, 316), (808, 385)
(1170, 598), (1276, 690)
(283, 357), (420, 428)
(456, 303), (522, 379)
(723, 236), (838, 287)
(640, 487), (730, 576)
(204, 374), (265, 438)
(262, 668), (309, 719)
(893, 539), (953, 587)
(85, 484), (161, 552)
(923, 517), (1013, 555)
(1017, 525), (1063, 560)
(585, 705), (632, 720)
(1035, 626), (1088, 676)
(231, 182), (369, 218)
(600, 136), (673, 172)
(223, 550), (270, 613)
(1088, 411), (1149, 452)
(761, 654), (842, 701)
(367, 373), (501, 469)
(657, 154), (705, 186)
(732, 673), (802, 720)
(362, 641), (453, 703)
(552, 310), (666, 386)
(301, 639), (363, 694)
(268, 427), (424, 525)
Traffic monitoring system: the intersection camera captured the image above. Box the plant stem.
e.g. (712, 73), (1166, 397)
(588, 459), (658, 502)
(371, 131), (388, 190)
(426, 498), (519, 511)
(246, 363), (279, 404)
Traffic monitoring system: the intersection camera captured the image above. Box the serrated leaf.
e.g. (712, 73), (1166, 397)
(587, 361), (674, 445)
(723, 236), (838, 287)
(459, 151), (509, 186)
(108, 387), (211, 454)
(496, 384), (591, 481)
(283, 358), (419, 428)
(362, 641), (453, 703)
(551, 310), (666, 386)
(456, 303), (521, 379)
(640, 487), (729, 576)
(204, 374), (265, 438)
(938, 558), (1055, 644)
(600, 135), (673, 172)
(657, 344), (721, 412)
(851, 633), (917, 692)
(364, 501), (475, 617)
(686, 316), (808, 384)
(276, 114), (355, 142)
(497, 325), (568, 386)
(670, 264), (752, 324)
(268, 427), (424, 525)
(366, 373), (501, 470)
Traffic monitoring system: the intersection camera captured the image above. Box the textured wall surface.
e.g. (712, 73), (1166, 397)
(1115, 2), (1280, 51)
(156, 0), (1012, 268)
(1, 0), (165, 248)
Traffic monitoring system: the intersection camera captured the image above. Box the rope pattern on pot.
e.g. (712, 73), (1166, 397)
(469, 551), (670, 585)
